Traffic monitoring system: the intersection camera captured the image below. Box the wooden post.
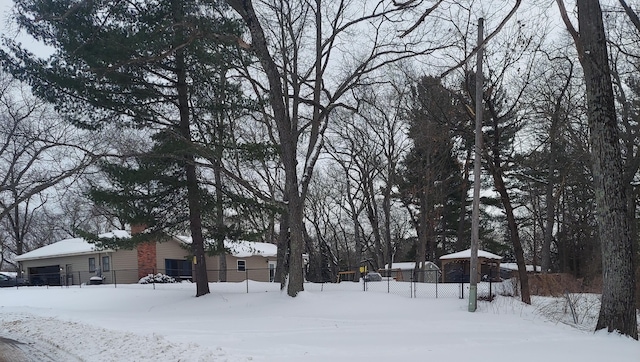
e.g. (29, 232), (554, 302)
(469, 17), (484, 313)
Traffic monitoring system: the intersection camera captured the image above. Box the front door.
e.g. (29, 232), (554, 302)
(66, 264), (73, 285)
(165, 259), (193, 281)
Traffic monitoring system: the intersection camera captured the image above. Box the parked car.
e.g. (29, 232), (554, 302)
(363, 272), (383, 282)
(0, 272), (29, 287)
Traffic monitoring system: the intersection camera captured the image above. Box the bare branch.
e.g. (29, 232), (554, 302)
(440, 0), (523, 78)
(618, 0), (640, 34)
(399, 0), (445, 38)
(555, 0), (582, 60)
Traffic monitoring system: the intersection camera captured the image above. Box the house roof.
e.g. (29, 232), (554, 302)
(16, 231), (277, 262)
(14, 230), (126, 261)
(439, 248), (503, 261)
(174, 236), (278, 258)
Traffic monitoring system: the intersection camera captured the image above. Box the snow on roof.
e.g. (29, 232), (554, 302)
(439, 249), (503, 260)
(384, 261), (439, 270)
(174, 236), (277, 258)
(500, 263), (541, 272)
(15, 231), (126, 261)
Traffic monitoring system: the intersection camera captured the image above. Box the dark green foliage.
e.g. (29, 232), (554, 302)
(397, 76), (469, 258)
(1, 0), (241, 130)
(1, 1), (275, 256)
(90, 132), (191, 232)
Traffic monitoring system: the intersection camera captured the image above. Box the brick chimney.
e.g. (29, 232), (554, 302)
(132, 224), (156, 279)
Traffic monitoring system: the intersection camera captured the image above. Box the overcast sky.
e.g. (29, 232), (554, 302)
(1, 1), (53, 59)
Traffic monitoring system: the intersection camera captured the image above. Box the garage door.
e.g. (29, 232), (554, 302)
(29, 265), (61, 286)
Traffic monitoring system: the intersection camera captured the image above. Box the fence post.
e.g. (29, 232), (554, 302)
(435, 271), (438, 299)
(79, 271), (82, 288)
(413, 277), (417, 298)
(153, 267), (156, 290)
(246, 268), (249, 293)
(460, 282), (464, 299)
(410, 276), (413, 298)
(113, 270), (117, 288)
(387, 269), (390, 293)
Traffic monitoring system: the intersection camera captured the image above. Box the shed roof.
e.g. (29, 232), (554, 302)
(439, 249), (502, 261)
(15, 230), (125, 261)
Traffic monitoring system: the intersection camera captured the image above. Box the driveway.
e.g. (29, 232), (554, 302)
(0, 336), (80, 362)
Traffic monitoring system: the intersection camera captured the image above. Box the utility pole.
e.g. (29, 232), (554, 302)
(469, 17), (484, 313)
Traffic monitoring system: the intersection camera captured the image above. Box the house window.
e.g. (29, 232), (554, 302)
(88, 258), (96, 272)
(237, 260), (246, 272)
(102, 256), (110, 272)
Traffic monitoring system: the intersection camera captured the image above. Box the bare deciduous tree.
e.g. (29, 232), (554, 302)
(226, 0), (448, 296)
(556, 0), (638, 339)
(0, 73), (97, 268)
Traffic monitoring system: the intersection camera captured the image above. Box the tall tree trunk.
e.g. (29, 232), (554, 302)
(173, 0), (209, 297)
(303, 227), (319, 282)
(286, 191), (305, 295)
(575, 0), (637, 339)
(383, 132), (397, 268)
(415, 189), (429, 283)
(214, 144), (227, 282)
(383, 184), (394, 269)
(227, 0), (305, 296)
(346, 184), (364, 281)
(492, 172), (531, 304)
(214, 72), (227, 283)
(541, 125), (556, 274)
(542, 63), (572, 274)
(363, 171), (385, 269)
(275, 205), (289, 287)
(483, 76), (530, 303)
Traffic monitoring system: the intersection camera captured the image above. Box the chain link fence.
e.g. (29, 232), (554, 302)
(12, 267), (276, 289)
(7, 268), (517, 301)
(303, 269), (516, 301)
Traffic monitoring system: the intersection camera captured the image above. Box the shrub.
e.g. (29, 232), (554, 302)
(138, 273), (177, 284)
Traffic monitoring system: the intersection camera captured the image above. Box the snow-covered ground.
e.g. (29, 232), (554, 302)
(0, 281), (638, 361)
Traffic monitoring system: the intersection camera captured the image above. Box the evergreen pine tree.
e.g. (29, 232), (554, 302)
(1, 0), (245, 296)
(398, 76), (467, 277)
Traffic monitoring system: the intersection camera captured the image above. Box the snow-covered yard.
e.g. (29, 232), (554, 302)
(0, 281), (638, 361)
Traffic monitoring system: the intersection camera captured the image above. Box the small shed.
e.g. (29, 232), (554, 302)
(382, 261), (440, 283)
(439, 249), (502, 282)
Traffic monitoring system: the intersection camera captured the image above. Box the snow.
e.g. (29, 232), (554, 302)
(501, 262), (542, 272)
(439, 248), (503, 260)
(16, 232), (276, 262)
(226, 241), (277, 258)
(175, 235), (277, 257)
(14, 231), (124, 261)
(385, 261), (439, 270)
(0, 282), (638, 361)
